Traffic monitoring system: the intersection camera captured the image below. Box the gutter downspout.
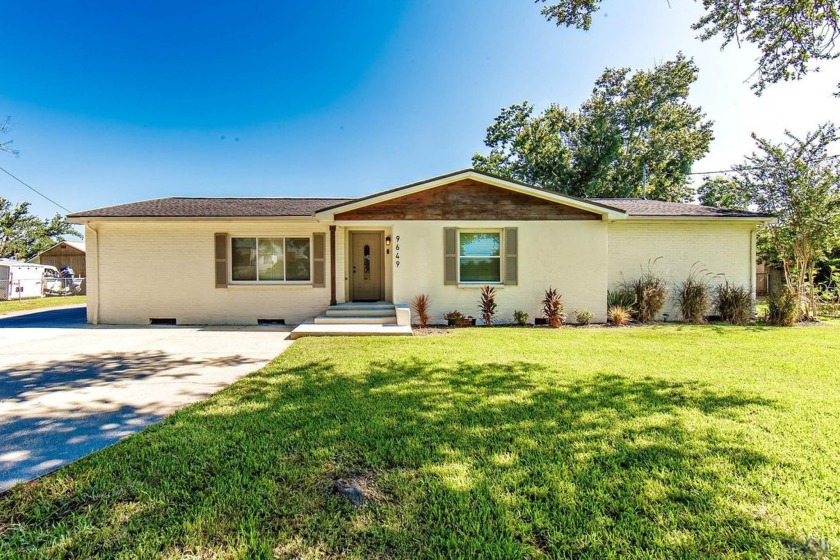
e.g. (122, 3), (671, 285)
(88, 222), (101, 324)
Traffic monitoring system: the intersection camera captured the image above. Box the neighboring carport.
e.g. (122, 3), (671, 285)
(0, 306), (293, 492)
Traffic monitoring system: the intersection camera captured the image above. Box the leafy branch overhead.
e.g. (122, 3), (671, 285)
(473, 54), (713, 201)
(1, 116), (20, 157)
(535, 0), (840, 95)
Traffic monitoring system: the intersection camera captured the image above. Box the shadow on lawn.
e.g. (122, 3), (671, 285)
(0, 357), (808, 558)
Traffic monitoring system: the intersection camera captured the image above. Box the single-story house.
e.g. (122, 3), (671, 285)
(67, 169), (772, 331)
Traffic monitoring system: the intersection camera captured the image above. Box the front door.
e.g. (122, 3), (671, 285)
(350, 232), (383, 301)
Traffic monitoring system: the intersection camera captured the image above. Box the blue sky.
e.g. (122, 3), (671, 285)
(2, 1), (837, 220)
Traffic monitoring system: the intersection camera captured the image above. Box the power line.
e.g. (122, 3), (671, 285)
(0, 165), (73, 214)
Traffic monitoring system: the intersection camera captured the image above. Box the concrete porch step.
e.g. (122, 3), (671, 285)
(290, 321), (412, 339)
(324, 307), (397, 318)
(314, 315), (397, 325)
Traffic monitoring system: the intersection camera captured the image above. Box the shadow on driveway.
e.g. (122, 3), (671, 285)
(0, 306), (88, 328)
(0, 308), (292, 492)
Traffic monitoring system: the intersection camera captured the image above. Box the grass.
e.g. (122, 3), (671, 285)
(0, 295), (86, 315)
(2, 325), (840, 558)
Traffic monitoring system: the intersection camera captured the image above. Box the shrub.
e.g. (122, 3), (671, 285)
(444, 310), (465, 326)
(513, 309), (529, 326)
(411, 294), (430, 327)
(542, 287), (565, 328)
(623, 261), (668, 323)
(674, 266), (712, 323)
(607, 288), (636, 309)
(573, 309), (593, 325)
(607, 305), (631, 326)
(716, 282), (752, 325)
(766, 288), (799, 326)
(479, 285), (498, 326)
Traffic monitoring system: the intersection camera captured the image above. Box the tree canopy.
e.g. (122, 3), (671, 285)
(0, 198), (78, 261)
(473, 54), (713, 201)
(535, 0), (840, 95)
(696, 175), (750, 209)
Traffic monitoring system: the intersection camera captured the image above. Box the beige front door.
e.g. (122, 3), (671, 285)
(350, 232), (383, 301)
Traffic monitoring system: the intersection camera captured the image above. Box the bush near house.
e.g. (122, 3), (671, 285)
(766, 288), (799, 326)
(573, 309), (593, 325)
(674, 267), (712, 323)
(624, 265), (668, 323)
(541, 287), (565, 327)
(717, 282), (753, 325)
(479, 285), (497, 326)
(410, 294), (430, 327)
(513, 309), (528, 326)
(607, 304), (631, 326)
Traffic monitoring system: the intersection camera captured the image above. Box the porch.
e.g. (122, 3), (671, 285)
(290, 302), (412, 339)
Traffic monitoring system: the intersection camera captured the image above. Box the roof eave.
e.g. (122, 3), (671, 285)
(622, 215), (777, 223)
(68, 215), (320, 224)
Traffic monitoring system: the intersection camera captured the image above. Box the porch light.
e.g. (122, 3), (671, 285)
(385, 236), (391, 247)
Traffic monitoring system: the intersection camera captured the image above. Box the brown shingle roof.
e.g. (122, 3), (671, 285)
(68, 197), (354, 218)
(589, 198), (772, 218)
(67, 181), (772, 221)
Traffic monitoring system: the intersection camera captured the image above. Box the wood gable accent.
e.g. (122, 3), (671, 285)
(334, 179), (601, 221)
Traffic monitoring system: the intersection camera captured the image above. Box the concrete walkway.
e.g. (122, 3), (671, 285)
(0, 306), (293, 492)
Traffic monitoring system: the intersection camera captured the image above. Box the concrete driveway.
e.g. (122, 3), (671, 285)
(0, 305), (294, 492)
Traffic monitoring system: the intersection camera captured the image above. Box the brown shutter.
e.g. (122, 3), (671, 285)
(444, 228), (458, 285)
(214, 233), (228, 288)
(504, 227), (517, 286)
(312, 233), (326, 288)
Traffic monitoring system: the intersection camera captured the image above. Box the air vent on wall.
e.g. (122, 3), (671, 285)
(149, 318), (177, 325)
(257, 318), (286, 325)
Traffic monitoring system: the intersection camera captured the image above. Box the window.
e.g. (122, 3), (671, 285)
(459, 231), (501, 283)
(231, 237), (311, 282)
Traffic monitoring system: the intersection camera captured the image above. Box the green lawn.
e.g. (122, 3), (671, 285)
(2, 325), (839, 559)
(0, 295), (86, 315)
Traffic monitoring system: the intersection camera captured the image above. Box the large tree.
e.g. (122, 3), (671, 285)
(473, 54), (713, 201)
(721, 124), (840, 319)
(535, 0), (840, 95)
(0, 198), (78, 261)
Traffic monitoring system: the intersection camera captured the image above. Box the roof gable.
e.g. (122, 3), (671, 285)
(317, 169), (626, 220)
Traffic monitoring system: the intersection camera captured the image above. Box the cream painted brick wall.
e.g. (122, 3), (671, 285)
(392, 220), (609, 324)
(90, 221), (336, 325)
(607, 221), (756, 318)
(85, 218), (758, 326)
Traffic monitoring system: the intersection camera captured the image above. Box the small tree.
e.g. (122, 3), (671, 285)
(731, 124), (840, 319)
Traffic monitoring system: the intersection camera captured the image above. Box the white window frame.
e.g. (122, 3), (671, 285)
(457, 229), (503, 285)
(229, 236), (313, 285)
